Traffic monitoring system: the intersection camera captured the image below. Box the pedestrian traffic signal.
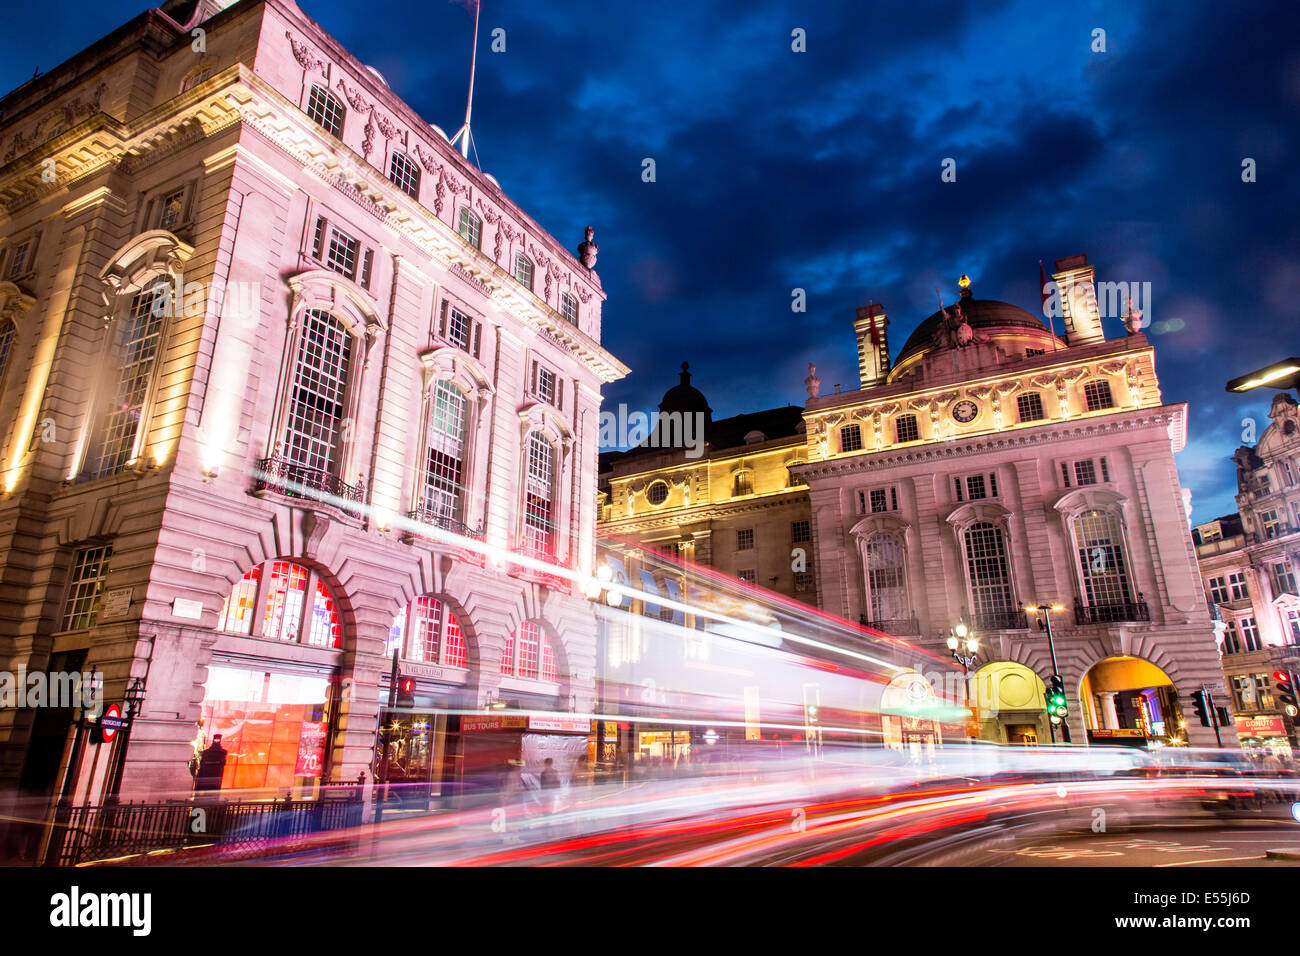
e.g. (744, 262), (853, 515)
(396, 674), (416, 708)
(1045, 675), (1068, 724)
(1190, 689), (1211, 726)
(1274, 671), (1297, 711)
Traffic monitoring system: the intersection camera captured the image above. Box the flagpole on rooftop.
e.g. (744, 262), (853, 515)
(449, 0), (481, 165)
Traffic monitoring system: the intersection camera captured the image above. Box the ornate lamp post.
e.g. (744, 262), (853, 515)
(946, 621), (979, 738)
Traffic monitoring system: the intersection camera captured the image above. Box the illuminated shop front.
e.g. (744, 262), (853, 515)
(1235, 715), (1294, 759)
(1081, 655), (1187, 747)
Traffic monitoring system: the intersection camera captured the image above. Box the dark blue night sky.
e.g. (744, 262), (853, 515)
(4, 0), (1298, 521)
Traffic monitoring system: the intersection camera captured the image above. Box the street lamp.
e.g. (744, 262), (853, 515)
(1025, 602), (1070, 744)
(1225, 358), (1300, 396)
(946, 620), (979, 672)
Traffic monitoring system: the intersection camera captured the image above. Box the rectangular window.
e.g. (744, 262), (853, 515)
(1285, 460), (1296, 487)
(1231, 674), (1252, 708)
(1223, 621), (1241, 656)
(1241, 618), (1262, 652)
(1208, 576), (1229, 604)
(737, 569), (757, 584)
(733, 472), (753, 496)
(1271, 562), (1297, 596)
(312, 216), (326, 259)
(791, 520), (811, 543)
(840, 424), (863, 453)
(445, 305), (472, 351)
(325, 227), (360, 280)
(388, 151), (420, 199)
(1060, 462), (1071, 488)
(870, 488), (888, 513)
(895, 415), (919, 443)
(458, 207), (482, 249)
(1084, 380), (1114, 411)
(1100, 456), (1110, 482)
(1229, 572), (1249, 601)
(306, 85), (345, 138)
(1074, 459), (1098, 486)
(283, 309), (352, 474)
(737, 528), (755, 551)
(61, 546), (112, 631)
(1254, 673), (1274, 708)
(92, 283), (167, 478)
(1261, 509), (1282, 540)
(536, 365), (557, 406)
(1025, 347), (1045, 357)
(515, 254), (534, 290)
(954, 477), (963, 502)
(1016, 392), (1044, 422)
(157, 188), (186, 230)
(794, 571), (814, 593)
(966, 474), (987, 500)
(6, 236), (36, 278)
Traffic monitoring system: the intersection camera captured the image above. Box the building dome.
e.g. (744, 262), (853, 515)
(888, 284), (1063, 380)
(659, 361), (712, 416)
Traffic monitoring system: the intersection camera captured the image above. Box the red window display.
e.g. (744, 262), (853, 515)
(197, 665), (332, 792)
(216, 560), (342, 649)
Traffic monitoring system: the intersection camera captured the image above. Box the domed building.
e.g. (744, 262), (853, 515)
(797, 255), (1227, 750)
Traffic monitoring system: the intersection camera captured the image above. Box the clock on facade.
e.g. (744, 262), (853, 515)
(951, 400), (979, 423)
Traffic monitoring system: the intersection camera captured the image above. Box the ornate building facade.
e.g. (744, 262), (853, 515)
(794, 258), (1225, 748)
(1193, 392), (1300, 755)
(0, 0), (626, 817)
(598, 363), (816, 606)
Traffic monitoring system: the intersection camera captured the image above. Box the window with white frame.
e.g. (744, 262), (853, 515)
(1016, 392), (1045, 422)
(1241, 617), (1262, 652)
(1083, 380), (1114, 411)
(282, 309), (352, 475)
(61, 545), (112, 631)
(895, 414), (920, 443)
(391, 594), (466, 667)
(1073, 459), (1098, 486)
(523, 432), (556, 558)
(1073, 510), (1133, 608)
(864, 535), (908, 624)
(530, 360), (561, 408)
(501, 620), (557, 681)
(1207, 576), (1229, 604)
(1060, 456), (1109, 488)
(325, 225), (359, 280)
(439, 302), (481, 357)
(560, 293), (579, 325)
(840, 424), (863, 453)
(89, 282), (168, 479)
(964, 522), (1015, 619)
(515, 253), (534, 290)
(458, 206), (482, 249)
(388, 151), (420, 199)
(306, 84), (345, 137)
(217, 560), (342, 648)
(420, 381), (468, 527)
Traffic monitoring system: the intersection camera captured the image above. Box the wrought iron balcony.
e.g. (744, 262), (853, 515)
(254, 456), (365, 515)
(403, 505), (484, 542)
(858, 616), (921, 636)
(971, 608), (1029, 631)
(1073, 595), (1151, 625)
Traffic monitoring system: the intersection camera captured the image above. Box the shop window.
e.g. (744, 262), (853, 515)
(217, 560), (342, 649)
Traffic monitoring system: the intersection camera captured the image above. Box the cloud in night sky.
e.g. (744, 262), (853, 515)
(4, 0), (1298, 520)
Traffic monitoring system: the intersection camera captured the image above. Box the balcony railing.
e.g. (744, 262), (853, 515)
(859, 616), (921, 636)
(971, 608), (1029, 631)
(403, 505), (484, 542)
(1073, 595), (1151, 625)
(254, 456), (366, 515)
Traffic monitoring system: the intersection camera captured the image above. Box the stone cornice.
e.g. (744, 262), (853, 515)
(604, 489), (810, 531)
(794, 404), (1187, 481)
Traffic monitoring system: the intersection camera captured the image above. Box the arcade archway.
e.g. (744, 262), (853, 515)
(1081, 656), (1186, 747)
(972, 662), (1048, 745)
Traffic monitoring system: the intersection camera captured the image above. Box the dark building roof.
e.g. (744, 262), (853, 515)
(893, 293), (1054, 368)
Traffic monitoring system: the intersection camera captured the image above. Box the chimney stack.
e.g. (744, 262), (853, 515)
(1051, 254), (1104, 347)
(853, 303), (890, 388)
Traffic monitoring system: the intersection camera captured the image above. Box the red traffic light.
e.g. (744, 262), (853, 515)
(1274, 671), (1292, 685)
(399, 677), (415, 693)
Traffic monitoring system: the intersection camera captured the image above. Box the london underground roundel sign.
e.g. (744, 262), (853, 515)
(100, 703), (123, 743)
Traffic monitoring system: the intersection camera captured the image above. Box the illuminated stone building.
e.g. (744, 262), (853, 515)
(794, 259), (1225, 748)
(0, 0), (625, 817)
(598, 363), (816, 606)
(1192, 392), (1300, 755)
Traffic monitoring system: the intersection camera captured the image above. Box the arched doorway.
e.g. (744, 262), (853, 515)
(880, 671), (943, 759)
(1081, 656), (1185, 747)
(973, 662), (1047, 745)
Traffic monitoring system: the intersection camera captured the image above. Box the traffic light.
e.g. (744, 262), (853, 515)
(1045, 675), (1068, 724)
(1190, 689), (1211, 726)
(1274, 670), (1297, 715)
(396, 674), (416, 709)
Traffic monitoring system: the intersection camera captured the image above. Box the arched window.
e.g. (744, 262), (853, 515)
(1073, 509), (1133, 610)
(217, 560), (342, 648)
(732, 470), (753, 497)
(0, 316), (16, 389)
(88, 280), (169, 478)
(501, 620), (557, 681)
(523, 432), (556, 558)
(283, 309), (352, 477)
(964, 521), (1015, 625)
(458, 207), (482, 249)
(864, 535), (908, 624)
(388, 151), (421, 199)
(390, 594), (467, 667)
(514, 253), (534, 290)
(306, 84), (345, 138)
(559, 293), (579, 325)
(419, 381), (468, 529)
